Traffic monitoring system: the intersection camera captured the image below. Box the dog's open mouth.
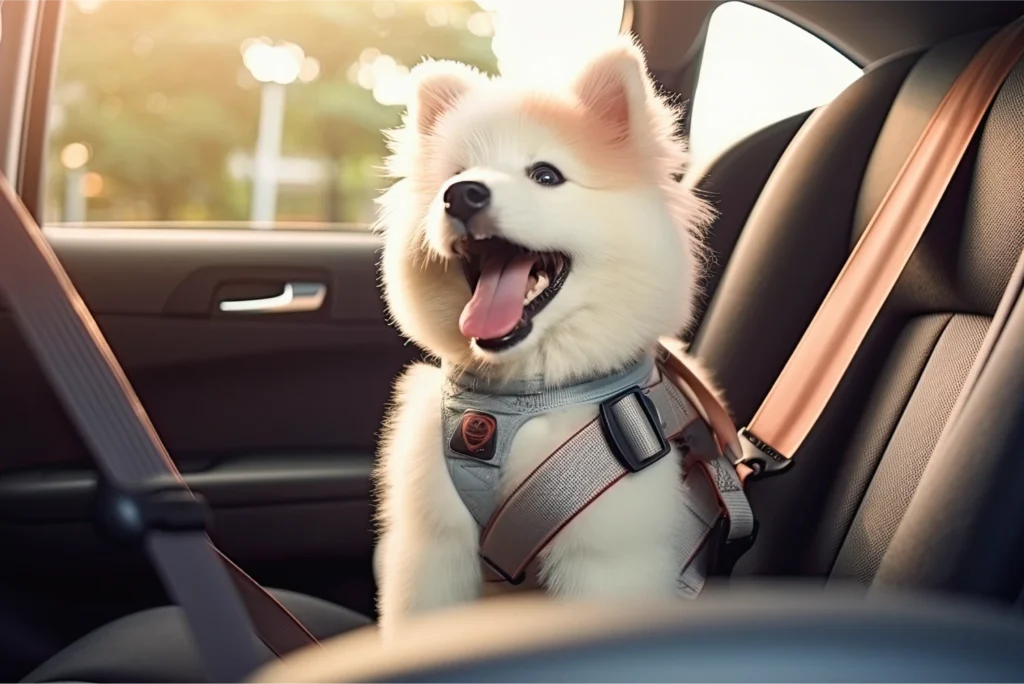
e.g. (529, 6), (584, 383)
(455, 237), (571, 351)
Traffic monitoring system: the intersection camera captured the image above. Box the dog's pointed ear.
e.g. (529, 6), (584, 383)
(408, 59), (486, 134)
(572, 35), (654, 144)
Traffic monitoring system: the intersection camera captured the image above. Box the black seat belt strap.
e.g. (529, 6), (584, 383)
(0, 175), (318, 680)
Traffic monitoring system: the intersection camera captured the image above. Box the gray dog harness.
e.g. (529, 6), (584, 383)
(442, 348), (755, 597)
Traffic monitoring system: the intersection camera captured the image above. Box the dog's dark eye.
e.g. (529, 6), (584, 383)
(527, 163), (565, 187)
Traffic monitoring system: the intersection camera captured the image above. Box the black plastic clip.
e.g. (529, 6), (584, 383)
(600, 387), (671, 473)
(94, 476), (211, 547)
(712, 518), (760, 576)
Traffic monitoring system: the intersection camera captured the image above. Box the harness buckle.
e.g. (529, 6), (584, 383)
(736, 428), (794, 480)
(599, 386), (671, 473)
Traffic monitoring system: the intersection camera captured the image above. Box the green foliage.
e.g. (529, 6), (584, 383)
(46, 0), (498, 224)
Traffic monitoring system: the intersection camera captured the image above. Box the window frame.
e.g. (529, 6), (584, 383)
(4, 0), (61, 223)
(685, 0), (864, 175)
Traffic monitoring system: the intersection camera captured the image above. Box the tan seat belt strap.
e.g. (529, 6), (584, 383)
(734, 17), (1024, 477)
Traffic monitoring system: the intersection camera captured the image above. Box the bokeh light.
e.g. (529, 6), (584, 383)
(242, 40), (304, 85)
(60, 142), (90, 170)
(82, 172), (105, 198)
(298, 57), (321, 84)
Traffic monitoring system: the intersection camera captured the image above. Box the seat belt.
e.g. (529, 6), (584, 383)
(0, 177), (320, 680)
(686, 16), (1024, 479)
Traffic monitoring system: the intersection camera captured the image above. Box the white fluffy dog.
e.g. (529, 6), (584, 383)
(372, 35), (713, 637)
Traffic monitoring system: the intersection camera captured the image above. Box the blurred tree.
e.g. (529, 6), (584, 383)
(47, 0), (498, 224)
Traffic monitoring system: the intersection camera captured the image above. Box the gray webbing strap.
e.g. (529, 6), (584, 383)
(0, 175), (317, 680)
(675, 460), (720, 597)
(480, 416), (634, 582)
(480, 376), (753, 588)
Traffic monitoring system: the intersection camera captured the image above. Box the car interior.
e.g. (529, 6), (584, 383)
(3, 0), (1024, 681)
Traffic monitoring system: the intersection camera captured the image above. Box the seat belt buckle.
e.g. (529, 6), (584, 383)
(94, 476), (212, 547)
(736, 428), (794, 480)
(599, 387), (671, 473)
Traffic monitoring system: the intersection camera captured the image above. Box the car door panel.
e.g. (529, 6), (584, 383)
(0, 456), (375, 561)
(0, 225), (414, 618)
(43, 226), (383, 317)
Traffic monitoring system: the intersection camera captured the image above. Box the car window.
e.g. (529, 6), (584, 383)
(687, 1), (862, 176)
(45, 0), (625, 229)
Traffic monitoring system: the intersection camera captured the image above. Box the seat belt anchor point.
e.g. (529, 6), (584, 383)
(737, 428), (793, 480)
(93, 476), (213, 547)
(599, 386), (671, 473)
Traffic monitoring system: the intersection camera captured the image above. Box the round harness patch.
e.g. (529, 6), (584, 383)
(450, 410), (497, 460)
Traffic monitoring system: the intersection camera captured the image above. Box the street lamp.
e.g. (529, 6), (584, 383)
(60, 142), (91, 222)
(241, 40), (303, 226)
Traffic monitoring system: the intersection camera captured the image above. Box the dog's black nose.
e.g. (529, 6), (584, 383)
(444, 181), (491, 223)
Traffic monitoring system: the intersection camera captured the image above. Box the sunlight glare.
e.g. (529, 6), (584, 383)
(373, 1), (397, 20)
(358, 0), (625, 107)
(488, 0), (625, 81)
(74, 0), (104, 15)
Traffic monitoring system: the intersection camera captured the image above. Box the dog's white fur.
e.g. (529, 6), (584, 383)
(372, 35), (714, 637)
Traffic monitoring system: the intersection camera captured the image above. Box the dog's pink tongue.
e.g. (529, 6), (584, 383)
(460, 251), (536, 340)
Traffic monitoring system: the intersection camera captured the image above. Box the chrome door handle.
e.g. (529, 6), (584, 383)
(218, 282), (326, 314)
